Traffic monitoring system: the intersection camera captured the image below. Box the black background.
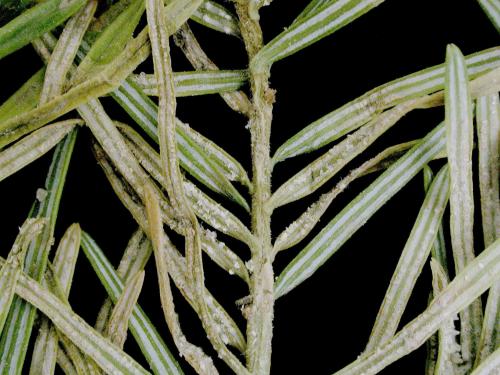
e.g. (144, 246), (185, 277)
(0, 0), (498, 374)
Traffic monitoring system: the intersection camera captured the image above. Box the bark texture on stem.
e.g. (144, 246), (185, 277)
(237, 4), (276, 374)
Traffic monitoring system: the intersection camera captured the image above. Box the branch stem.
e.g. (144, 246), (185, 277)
(237, 4), (275, 374)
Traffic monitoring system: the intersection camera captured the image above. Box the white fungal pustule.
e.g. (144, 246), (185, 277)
(36, 188), (48, 202)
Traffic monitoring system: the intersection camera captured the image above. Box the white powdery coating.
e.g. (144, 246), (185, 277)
(53, 225), (81, 287)
(475, 93), (500, 365)
(431, 260), (463, 374)
(178, 121), (246, 182)
(274, 191), (335, 252)
(444, 49), (473, 254)
(274, 47), (500, 162)
(274, 141), (414, 253)
(0, 130), (76, 373)
(19, 275), (149, 375)
(125, 130), (250, 245)
(273, 98), (420, 208)
(200, 226), (247, 280)
(445, 46), (481, 365)
(275, 126), (445, 298)
(118, 194), (246, 353)
(79, 100), (150, 198)
(31, 224), (82, 373)
(471, 346), (500, 375)
(204, 1), (215, 11)
(0, 219), (44, 335)
(186, 182), (249, 239)
(122, 133), (249, 281)
(40, 0), (96, 103)
(81, 235), (181, 373)
(445, 46), (475, 270)
(36, 188), (48, 202)
(334, 240), (500, 375)
(203, 0), (232, 20)
(0, 121), (76, 182)
(106, 271), (145, 348)
(476, 94), (500, 247)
